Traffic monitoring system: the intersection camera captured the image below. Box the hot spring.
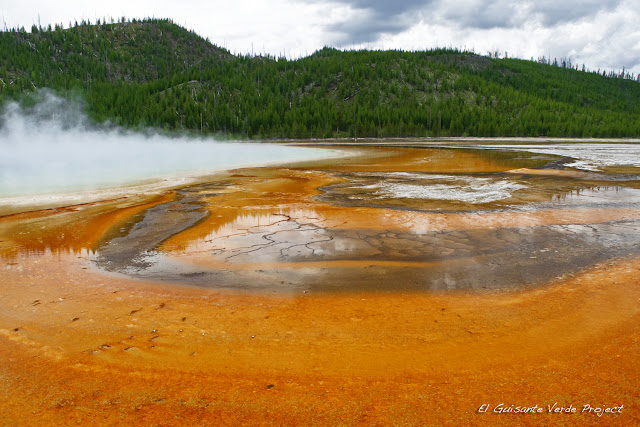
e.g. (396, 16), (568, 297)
(0, 93), (335, 198)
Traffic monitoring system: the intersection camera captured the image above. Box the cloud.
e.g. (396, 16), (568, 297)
(316, 0), (626, 50)
(437, 0), (528, 30)
(315, 0), (639, 73)
(559, 2), (640, 73)
(319, 0), (432, 45)
(528, 0), (622, 26)
(437, 0), (623, 30)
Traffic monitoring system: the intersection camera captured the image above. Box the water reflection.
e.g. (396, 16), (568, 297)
(320, 170), (640, 212)
(93, 211), (640, 293)
(550, 186), (622, 203)
(478, 144), (640, 172)
(4, 143), (640, 293)
(175, 208), (327, 255)
(0, 219), (99, 261)
(1, 246), (95, 263)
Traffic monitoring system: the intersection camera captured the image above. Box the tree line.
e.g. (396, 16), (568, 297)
(1, 18), (639, 139)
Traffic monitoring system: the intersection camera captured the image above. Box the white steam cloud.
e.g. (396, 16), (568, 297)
(0, 92), (329, 198)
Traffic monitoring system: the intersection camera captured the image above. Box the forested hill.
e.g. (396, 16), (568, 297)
(1, 18), (639, 138)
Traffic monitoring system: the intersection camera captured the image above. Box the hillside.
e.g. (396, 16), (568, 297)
(1, 18), (639, 138)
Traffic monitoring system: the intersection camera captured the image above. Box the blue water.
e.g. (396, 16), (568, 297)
(0, 94), (335, 197)
(0, 136), (331, 197)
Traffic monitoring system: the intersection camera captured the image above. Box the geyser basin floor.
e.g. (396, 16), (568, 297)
(1, 254), (639, 425)
(1, 142), (639, 425)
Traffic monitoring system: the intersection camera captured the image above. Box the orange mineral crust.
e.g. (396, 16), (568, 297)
(1, 144), (639, 425)
(0, 192), (174, 260)
(0, 253), (638, 425)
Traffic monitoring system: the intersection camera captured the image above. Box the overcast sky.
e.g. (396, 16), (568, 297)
(2, 0), (639, 74)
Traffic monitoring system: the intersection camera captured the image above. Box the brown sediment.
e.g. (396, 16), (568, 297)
(1, 144), (639, 424)
(506, 167), (595, 178)
(602, 165), (640, 175)
(303, 146), (552, 173)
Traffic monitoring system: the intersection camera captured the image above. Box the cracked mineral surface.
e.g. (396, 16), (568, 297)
(2, 142), (640, 425)
(85, 144), (640, 293)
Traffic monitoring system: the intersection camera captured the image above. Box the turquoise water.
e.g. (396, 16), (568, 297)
(0, 135), (330, 196)
(0, 94), (333, 197)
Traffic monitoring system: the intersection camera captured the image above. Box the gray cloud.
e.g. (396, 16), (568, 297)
(320, 0), (432, 45)
(333, 0), (428, 16)
(441, 1), (528, 30)
(318, 0), (624, 45)
(328, 15), (413, 45)
(441, 0), (623, 30)
(529, 0), (622, 26)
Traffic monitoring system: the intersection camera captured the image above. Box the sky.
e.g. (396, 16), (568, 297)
(1, 0), (639, 74)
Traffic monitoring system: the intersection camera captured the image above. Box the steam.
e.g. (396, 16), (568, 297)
(0, 91), (328, 197)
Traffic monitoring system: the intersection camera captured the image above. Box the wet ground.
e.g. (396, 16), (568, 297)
(77, 143), (640, 294)
(2, 141), (640, 425)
